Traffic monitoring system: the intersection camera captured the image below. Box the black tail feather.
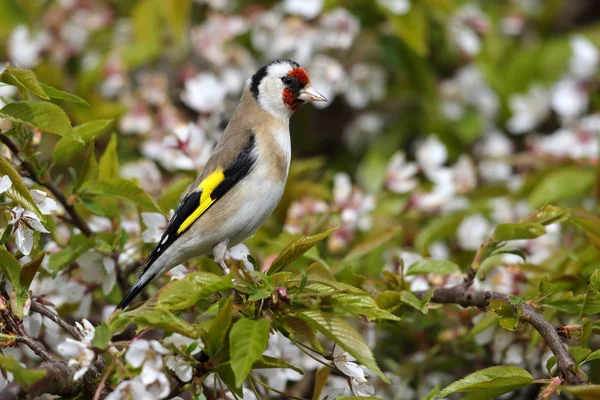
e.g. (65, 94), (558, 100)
(116, 271), (157, 310)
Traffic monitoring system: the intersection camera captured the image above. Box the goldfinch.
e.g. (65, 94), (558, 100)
(117, 59), (326, 309)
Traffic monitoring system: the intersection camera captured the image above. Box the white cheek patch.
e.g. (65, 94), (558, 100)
(258, 76), (292, 120)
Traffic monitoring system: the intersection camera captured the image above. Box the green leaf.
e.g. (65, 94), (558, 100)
(129, 308), (202, 338)
(267, 227), (338, 275)
(98, 133), (119, 180)
(157, 177), (192, 211)
(91, 322), (111, 350)
(571, 214), (600, 250)
(53, 119), (113, 163)
(0, 101), (79, 142)
(405, 259), (459, 276)
(0, 155), (43, 220)
(205, 297), (233, 357)
(75, 141), (98, 191)
(389, 6), (428, 56)
(583, 349), (600, 365)
(48, 235), (93, 272)
(400, 290), (429, 314)
(295, 310), (388, 382)
(493, 223), (546, 241)
(437, 366), (534, 399)
(423, 385), (440, 400)
(524, 205), (568, 226)
(0, 247), (21, 286)
(156, 272), (233, 311)
(562, 385), (600, 400)
(570, 346), (592, 366)
(312, 367), (330, 400)
(542, 292), (600, 315)
(78, 178), (162, 213)
(40, 83), (90, 106)
(0, 67), (50, 99)
(19, 253), (43, 290)
(342, 227), (400, 262)
(229, 318), (271, 387)
(252, 355), (304, 375)
(307, 284), (400, 321)
(529, 167), (595, 207)
(489, 299), (519, 331)
(414, 211), (465, 253)
(0, 354), (46, 389)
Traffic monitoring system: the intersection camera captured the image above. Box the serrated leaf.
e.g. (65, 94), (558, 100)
(253, 355), (304, 375)
(229, 318), (271, 387)
(267, 227), (338, 275)
(40, 83), (90, 106)
(295, 310), (388, 382)
(91, 322), (111, 350)
(53, 119), (112, 163)
(0, 354), (46, 389)
(0, 67), (50, 99)
(524, 205), (568, 225)
(293, 263), (362, 293)
(562, 385), (600, 400)
(493, 223), (546, 241)
(405, 259), (459, 276)
(569, 346), (592, 366)
(542, 292), (600, 315)
(437, 366), (534, 399)
(342, 227), (400, 262)
(0, 101), (79, 142)
(156, 272), (233, 311)
(0, 247), (21, 286)
(205, 297), (233, 357)
(78, 178), (162, 213)
(129, 308), (201, 338)
(529, 167), (595, 207)
(0, 156), (43, 220)
(307, 283), (400, 321)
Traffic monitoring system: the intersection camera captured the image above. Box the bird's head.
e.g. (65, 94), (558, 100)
(249, 59), (327, 120)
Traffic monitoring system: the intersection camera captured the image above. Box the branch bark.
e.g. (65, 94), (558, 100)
(0, 134), (92, 236)
(418, 285), (586, 385)
(30, 300), (84, 341)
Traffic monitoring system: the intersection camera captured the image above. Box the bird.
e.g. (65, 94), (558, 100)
(117, 59), (326, 309)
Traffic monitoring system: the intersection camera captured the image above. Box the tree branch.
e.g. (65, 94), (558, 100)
(30, 300), (83, 341)
(418, 285), (587, 385)
(0, 134), (92, 236)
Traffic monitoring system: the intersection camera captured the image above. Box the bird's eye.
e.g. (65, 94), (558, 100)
(282, 77), (293, 86)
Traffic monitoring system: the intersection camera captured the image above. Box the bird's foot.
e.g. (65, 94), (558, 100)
(219, 260), (230, 275)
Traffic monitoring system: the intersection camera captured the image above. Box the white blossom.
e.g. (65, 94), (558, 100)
(345, 64), (386, 109)
(385, 152), (418, 194)
(551, 79), (588, 122)
(78, 251), (117, 295)
(507, 85), (551, 134)
(378, 0), (411, 15)
(457, 214), (491, 250)
(227, 243), (254, 270)
(318, 8), (360, 51)
(8, 25), (50, 68)
(569, 35), (599, 80)
(332, 345), (375, 397)
(449, 4), (489, 56)
(106, 377), (153, 400)
(141, 212), (167, 243)
(283, 0), (323, 19)
(10, 208), (49, 256)
(416, 136), (447, 176)
(0, 175), (12, 194)
(57, 338), (95, 381)
(181, 73), (227, 113)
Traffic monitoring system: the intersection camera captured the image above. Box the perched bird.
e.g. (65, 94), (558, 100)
(117, 59), (326, 309)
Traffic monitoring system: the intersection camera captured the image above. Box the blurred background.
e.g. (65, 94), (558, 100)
(2, 0), (600, 398)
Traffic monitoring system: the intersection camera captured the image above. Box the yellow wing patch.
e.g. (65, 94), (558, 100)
(177, 168), (225, 234)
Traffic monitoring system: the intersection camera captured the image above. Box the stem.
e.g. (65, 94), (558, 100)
(31, 300), (83, 341)
(92, 360), (114, 400)
(249, 375), (308, 400)
(416, 286), (586, 385)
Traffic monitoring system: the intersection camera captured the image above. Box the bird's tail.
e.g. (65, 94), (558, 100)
(116, 255), (160, 310)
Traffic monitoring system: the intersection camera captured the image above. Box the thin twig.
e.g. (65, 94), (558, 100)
(31, 300), (83, 341)
(416, 286), (586, 385)
(16, 335), (57, 362)
(0, 134), (92, 236)
(92, 360), (114, 400)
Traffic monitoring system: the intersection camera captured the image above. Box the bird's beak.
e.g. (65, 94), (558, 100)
(298, 84), (327, 102)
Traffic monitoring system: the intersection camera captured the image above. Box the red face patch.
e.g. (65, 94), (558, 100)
(288, 68), (309, 85)
(283, 88), (301, 111)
